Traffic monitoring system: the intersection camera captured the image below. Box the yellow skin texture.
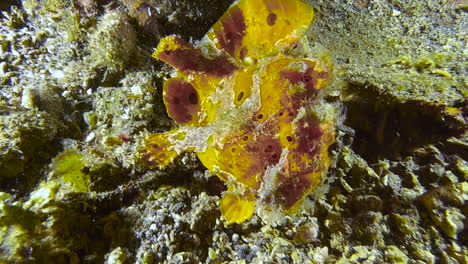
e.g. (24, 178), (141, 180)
(140, 0), (334, 224)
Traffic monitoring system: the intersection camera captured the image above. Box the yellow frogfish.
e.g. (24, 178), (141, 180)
(140, 0), (335, 224)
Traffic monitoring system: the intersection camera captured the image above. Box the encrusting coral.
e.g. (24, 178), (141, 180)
(140, 0), (337, 223)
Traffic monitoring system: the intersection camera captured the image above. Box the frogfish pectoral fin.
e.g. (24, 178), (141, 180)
(139, 129), (186, 168)
(220, 190), (255, 224)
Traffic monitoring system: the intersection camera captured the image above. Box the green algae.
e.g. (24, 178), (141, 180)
(51, 149), (89, 192)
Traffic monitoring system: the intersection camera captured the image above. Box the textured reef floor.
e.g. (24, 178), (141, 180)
(0, 0), (467, 263)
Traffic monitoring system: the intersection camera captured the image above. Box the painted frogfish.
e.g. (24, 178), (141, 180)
(140, 0), (335, 223)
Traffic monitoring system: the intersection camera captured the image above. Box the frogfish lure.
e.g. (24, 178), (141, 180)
(140, 0), (335, 223)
